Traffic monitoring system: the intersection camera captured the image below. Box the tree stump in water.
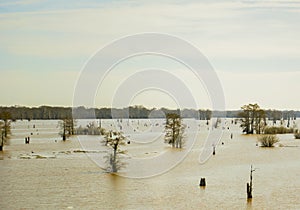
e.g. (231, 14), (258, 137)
(199, 178), (206, 187)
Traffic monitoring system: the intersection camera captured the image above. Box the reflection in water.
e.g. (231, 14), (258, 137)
(246, 198), (252, 209)
(0, 150), (10, 160)
(107, 174), (127, 208)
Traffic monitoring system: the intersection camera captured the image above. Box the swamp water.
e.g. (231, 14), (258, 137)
(0, 119), (299, 209)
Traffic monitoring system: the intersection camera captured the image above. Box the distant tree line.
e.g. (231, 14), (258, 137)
(0, 105), (299, 120)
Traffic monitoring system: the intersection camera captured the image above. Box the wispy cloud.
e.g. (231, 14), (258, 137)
(1, 1), (299, 60)
(0, 0), (45, 6)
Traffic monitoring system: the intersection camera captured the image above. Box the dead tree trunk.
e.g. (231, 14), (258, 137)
(247, 165), (255, 199)
(247, 183), (252, 199)
(0, 131), (4, 151)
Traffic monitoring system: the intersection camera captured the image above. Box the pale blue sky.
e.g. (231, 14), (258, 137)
(0, 0), (299, 109)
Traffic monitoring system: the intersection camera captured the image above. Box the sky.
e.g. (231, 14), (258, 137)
(0, 0), (300, 110)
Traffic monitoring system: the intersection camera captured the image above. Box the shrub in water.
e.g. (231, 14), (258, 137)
(264, 126), (294, 134)
(258, 135), (279, 147)
(76, 125), (106, 135)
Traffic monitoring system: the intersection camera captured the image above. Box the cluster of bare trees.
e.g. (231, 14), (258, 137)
(239, 104), (266, 134)
(100, 114), (187, 173)
(239, 103), (299, 138)
(57, 113), (187, 173)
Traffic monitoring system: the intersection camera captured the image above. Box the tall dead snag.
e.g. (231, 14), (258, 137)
(247, 165), (255, 199)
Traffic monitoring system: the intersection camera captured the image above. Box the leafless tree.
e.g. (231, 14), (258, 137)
(103, 130), (127, 173)
(59, 118), (76, 141)
(164, 113), (186, 148)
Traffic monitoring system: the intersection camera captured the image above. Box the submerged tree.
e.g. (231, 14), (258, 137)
(59, 118), (76, 141)
(164, 113), (186, 148)
(0, 111), (11, 151)
(0, 111), (11, 138)
(214, 118), (222, 129)
(103, 130), (127, 173)
(239, 104), (266, 134)
(254, 109), (266, 134)
(0, 122), (5, 151)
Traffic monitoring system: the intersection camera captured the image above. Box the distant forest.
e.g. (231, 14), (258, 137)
(0, 105), (299, 120)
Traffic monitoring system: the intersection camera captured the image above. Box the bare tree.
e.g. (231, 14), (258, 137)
(59, 118), (76, 141)
(0, 111), (11, 138)
(164, 113), (186, 148)
(103, 130), (127, 173)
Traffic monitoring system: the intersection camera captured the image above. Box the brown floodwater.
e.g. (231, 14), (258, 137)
(0, 119), (299, 209)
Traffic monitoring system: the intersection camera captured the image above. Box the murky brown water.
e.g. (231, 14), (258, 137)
(1, 119), (299, 209)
